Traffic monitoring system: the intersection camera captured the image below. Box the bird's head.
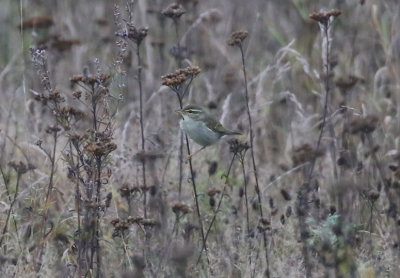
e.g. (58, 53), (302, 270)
(175, 104), (208, 121)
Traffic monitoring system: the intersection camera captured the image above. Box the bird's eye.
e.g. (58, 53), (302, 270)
(188, 110), (193, 113)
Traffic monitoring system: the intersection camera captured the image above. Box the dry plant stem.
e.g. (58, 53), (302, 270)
(238, 43), (270, 277)
(173, 18), (185, 200)
(300, 22), (332, 278)
(95, 157), (102, 278)
(90, 85), (102, 278)
(366, 134), (400, 255)
(173, 19), (182, 68)
(72, 143), (83, 278)
(178, 133), (183, 199)
(35, 131), (59, 271)
(197, 154), (236, 264)
(154, 216), (180, 275)
(0, 172), (21, 248)
(240, 158), (252, 266)
(307, 25), (330, 180)
(297, 184), (312, 278)
(177, 93), (184, 200)
(136, 41), (148, 218)
(0, 163), (23, 250)
(185, 135), (209, 263)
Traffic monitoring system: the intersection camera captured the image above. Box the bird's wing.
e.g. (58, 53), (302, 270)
(205, 115), (240, 135)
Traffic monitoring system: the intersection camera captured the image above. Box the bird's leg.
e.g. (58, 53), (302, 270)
(187, 146), (206, 160)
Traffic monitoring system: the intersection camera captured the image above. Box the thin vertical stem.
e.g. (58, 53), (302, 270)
(308, 24), (330, 180)
(197, 154), (236, 264)
(240, 159), (252, 267)
(0, 173), (21, 248)
(185, 135), (209, 265)
(136, 42), (147, 218)
(95, 157), (102, 278)
(178, 98), (184, 200)
(238, 43), (270, 277)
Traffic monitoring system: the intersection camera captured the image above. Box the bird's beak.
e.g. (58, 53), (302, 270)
(175, 109), (183, 114)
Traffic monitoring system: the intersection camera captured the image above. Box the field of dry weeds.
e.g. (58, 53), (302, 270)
(1, 0), (400, 277)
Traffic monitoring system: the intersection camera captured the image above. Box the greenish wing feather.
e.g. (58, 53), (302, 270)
(205, 116), (239, 135)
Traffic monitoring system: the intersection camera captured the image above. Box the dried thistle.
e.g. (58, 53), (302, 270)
(140, 218), (158, 228)
(280, 189), (292, 201)
(84, 141), (117, 156)
(119, 185), (131, 198)
(228, 139), (250, 162)
(161, 3), (186, 19)
(50, 38), (80, 52)
(18, 16), (53, 29)
(8, 161), (35, 175)
(335, 75), (363, 91)
(172, 203), (191, 215)
(105, 192), (112, 208)
(161, 66), (201, 99)
(347, 115), (379, 134)
(45, 125), (62, 134)
(207, 188), (221, 197)
(227, 30), (249, 46)
(115, 24), (148, 45)
(309, 9), (341, 25)
(161, 72), (187, 87)
(207, 161), (218, 175)
(366, 190), (380, 202)
(70, 74), (111, 86)
(257, 218), (271, 232)
(292, 143), (324, 166)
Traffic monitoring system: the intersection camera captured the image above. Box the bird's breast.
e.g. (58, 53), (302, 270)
(180, 118), (221, 147)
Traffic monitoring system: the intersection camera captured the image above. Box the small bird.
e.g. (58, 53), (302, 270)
(176, 104), (241, 158)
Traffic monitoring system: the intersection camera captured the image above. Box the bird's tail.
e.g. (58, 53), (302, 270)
(225, 130), (241, 135)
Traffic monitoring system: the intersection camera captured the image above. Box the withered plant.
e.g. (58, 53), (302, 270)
(67, 68), (116, 277)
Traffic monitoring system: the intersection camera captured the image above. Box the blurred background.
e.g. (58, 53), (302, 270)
(1, 0), (400, 277)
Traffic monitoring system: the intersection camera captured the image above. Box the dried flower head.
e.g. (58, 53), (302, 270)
(84, 141), (117, 156)
(292, 143), (324, 166)
(347, 115), (379, 134)
(366, 190), (380, 202)
(286, 206), (292, 218)
(105, 192), (112, 208)
(280, 189), (292, 201)
(335, 75), (363, 91)
(161, 67), (201, 89)
(203, 9), (223, 23)
(172, 203), (191, 215)
(207, 188), (221, 197)
(162, 3), (186, 19)
(115, 24), (148, 45)
(51, 38), (80, 52)
(70, 73), (111, 86)
(161, 72), (187, 87)
(257, 218), (271, 232)
(228, 139), (250, 160)
(140, 218), (158, 228)
(8, 161), (35, 175)
(309, 9), (341, 25)
(178, 66), (201, 77)
(45, 125), (62, 134)
(18, 16), (54, 29)
(227, 30), (249, 46)
(119, 185), (131, 198)
(208, 161), (218, 175)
